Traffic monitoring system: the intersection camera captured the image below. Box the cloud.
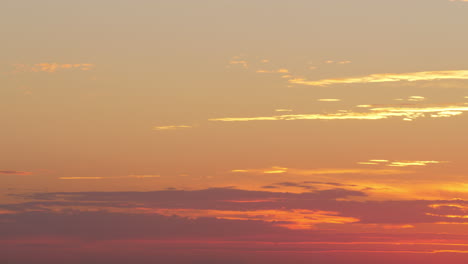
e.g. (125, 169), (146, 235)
(153, 125), (192, 131)
(11, 63), (95, 73)
(408, 96), (426, 102)
(210, 104), (468, 123)
(26, 188), (366, 205)
(256, 69), (289, 74)
(150, 208), (358, 229)
(317, 99), (342, 102)
(4, 210), (468, 261)
(59, 175), (160, 180)
(11, 188), (468, 228)
(289, 70), (468, 87)
(59, 177), (105, 180)
(265, 181), (361, 191)
(230, 167), (409, 176)
(228, 56), (249, 69)
(0, 170), (31, 175)
(324, 60), (352, 65)
(358, 160), (446, 167)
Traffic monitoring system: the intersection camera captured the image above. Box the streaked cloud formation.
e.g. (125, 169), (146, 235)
(153, 125), (192, 131)
(289, 70), (468, 87)
(228, 56), (249, 69)
(59, 175), (160, 180)
(358, 160), (445, 167)
(4, 0), (468, 263)
(210, 104), (468, 122)
(318, 99), (342, 102)
(325, 60), (352, 65)
(12, 63), (94, 73)
(231, 166), (409, 175)
(0, 170), (31, 175)
(152, 208), (359, 229)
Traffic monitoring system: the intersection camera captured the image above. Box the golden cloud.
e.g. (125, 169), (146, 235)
(289, 70), (468, 87)
(153, 125), (192, 131)
(210, 104), (468, 122)
(358, 159), (446, 167)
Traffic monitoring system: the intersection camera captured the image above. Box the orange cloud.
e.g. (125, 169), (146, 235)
(231, 166), (409, 176)
(59, 175), (160, 180)
(358, 159), (446, 167)
(12, 63), (95, 73)
(59, 177), (105, 180)
(149, 208), (359, 229)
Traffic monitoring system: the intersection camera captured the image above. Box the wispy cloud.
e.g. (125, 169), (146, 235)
(227, 56), (249, 69)
(289, 70), (468, 87)
(0, 170), (31, 175)
(318, 99), (342, 102)
(153, 125), (192, 131)
(324, 60), (352, 65)
(231, 166), (409, 175)
(59, 177), (105, 180)
(210, 104), (468, 122)
(394, 96), (426, 102)
(11, 63), (95, 73)
(256, 68), (289, 74)
(59, 175), (160, 180)
(358, 160), (446, 167)
(151, 208), (359, 229)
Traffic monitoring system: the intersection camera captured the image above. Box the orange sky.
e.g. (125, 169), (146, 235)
(2, 0), (468, 263)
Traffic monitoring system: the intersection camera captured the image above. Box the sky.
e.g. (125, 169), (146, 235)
(2, 0), (468, 263)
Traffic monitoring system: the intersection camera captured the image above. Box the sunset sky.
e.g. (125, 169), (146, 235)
(3, 0), (468, 263)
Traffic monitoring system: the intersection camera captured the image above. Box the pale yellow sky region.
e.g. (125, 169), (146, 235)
(3, 0), (468, 263)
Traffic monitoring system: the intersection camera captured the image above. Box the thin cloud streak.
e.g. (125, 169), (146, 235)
(59, 175), (160, 180)
(153, 125), (192, 131)
(0, 170), (32, 175)
(358, 160), (446, 167)
(318, 99), (341, 102)
(11, 63), (94, 73)
(149, 208), (359, 229)
(231, 167), (410, 175)
(289, 70), (468, 87)
(210, 104), (468, 122)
